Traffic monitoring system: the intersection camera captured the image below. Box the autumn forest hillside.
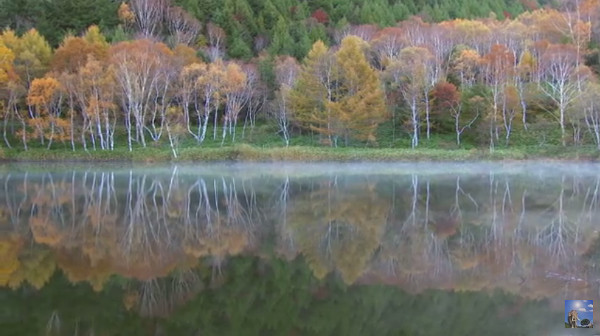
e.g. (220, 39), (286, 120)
(0, 0), (599, 159)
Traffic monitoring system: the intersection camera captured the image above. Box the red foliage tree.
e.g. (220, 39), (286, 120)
(311, 9), (329, 24)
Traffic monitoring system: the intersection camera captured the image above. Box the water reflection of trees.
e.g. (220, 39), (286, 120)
(286, 178), (390, 284)
(2, 166), (600, 311)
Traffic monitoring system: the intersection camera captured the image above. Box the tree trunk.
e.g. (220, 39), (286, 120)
(411, 97), (418, 149)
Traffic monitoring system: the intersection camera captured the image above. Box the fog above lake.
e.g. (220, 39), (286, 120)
(8, 161), (600, 176)
(2, 162), (600, 335)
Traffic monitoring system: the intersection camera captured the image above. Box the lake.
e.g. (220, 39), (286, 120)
(1, 162), (600, 335)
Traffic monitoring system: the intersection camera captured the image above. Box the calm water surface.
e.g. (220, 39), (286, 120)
(1, 162), (600, 336)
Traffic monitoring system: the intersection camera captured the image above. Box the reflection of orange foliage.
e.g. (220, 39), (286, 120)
(183, 227), (249, 258)
(430, 217), (459, 239)
(30, 215), (64, 246)
(56, 249), (112, 291)
(111, 250), (192, 281)
(450, 248), (481, 270)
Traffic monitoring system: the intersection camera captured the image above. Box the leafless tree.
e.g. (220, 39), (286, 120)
(129, 0), (168, 37)
(166, 6), (201, 46)
(206, 22), (226, 61)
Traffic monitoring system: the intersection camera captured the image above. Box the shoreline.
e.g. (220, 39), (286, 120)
(1, 144), (599, 163)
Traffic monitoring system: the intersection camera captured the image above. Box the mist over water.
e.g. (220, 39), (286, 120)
(2, 162), (600, 335)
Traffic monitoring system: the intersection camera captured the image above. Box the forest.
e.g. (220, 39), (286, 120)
(0, 0), (599, 158)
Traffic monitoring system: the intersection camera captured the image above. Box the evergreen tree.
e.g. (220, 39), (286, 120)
(228, 27), (253, 59)
(269, 17), (294, 56)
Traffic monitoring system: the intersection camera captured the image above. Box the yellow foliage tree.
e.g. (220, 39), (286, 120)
(289, 40), (335, 144)
(0, 41), (14, 84)
(329, 36), (388, 146)
(290, 37), (387, 146)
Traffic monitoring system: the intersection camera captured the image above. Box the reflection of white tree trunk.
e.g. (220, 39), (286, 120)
(411, 174), (418, 226)
(425, 180), (430, 230)
(515, 188), (527, 243)
(4, 173), (29, 230)
(535, 175), (573, 265)
(139, 279), (168, 317)
(489, 173), (499, 243)
(170, 268), (202, 308)
(403, 174), (419, 227)
(451, 176), (463, 221)
(277, 176), (295, 252)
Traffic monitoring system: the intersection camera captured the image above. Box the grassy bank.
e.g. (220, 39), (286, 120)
(2, 143), (600, 163)
(2, 123), (600, 163)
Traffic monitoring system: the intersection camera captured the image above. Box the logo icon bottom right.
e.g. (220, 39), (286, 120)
(565, 300), (594, 328)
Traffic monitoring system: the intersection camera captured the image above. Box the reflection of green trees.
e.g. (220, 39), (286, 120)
(6, 246), (55, 290)
(1, 256), (558, 336)
(288, 179), (389, 284)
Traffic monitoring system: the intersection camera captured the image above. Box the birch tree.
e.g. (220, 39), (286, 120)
(272, 56), (300, 146)
(539, 44), (586, 146)
(109, 39), (174, 150)
(129, 0), (167, 37)
(386, 46), (433, 148)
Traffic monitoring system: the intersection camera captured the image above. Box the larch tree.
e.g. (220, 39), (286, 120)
(291, 37), (388, 147)
(0, 41), (14, 85)
(83, 25), (110, 48)
(0, 29), (51, 150)
(289, 40), (336, 145)
(328, 35), (388, 146)
(2, 29), (52, 89)
(0, 41), (15, 147)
